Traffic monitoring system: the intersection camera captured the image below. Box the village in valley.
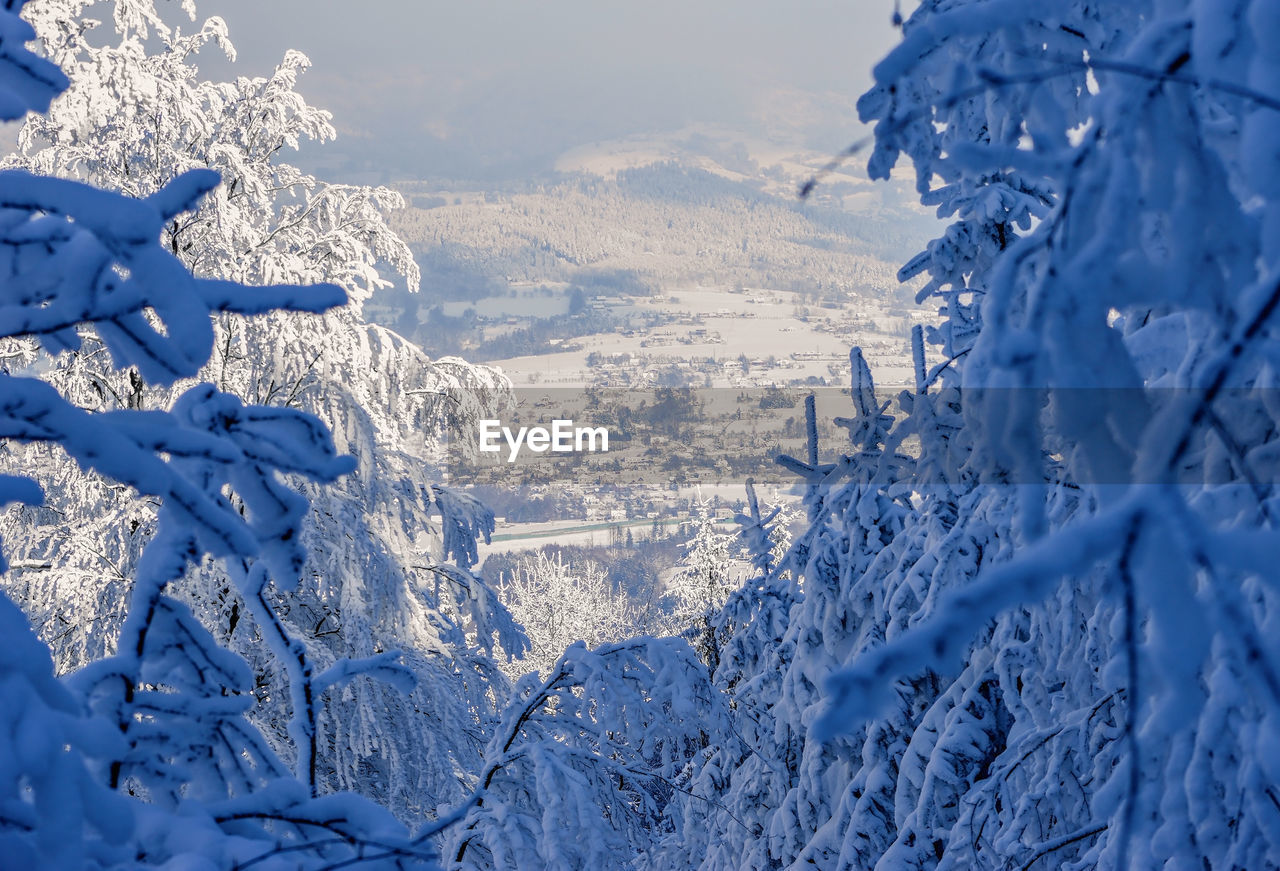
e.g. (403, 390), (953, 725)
(359, 130), (937, 551)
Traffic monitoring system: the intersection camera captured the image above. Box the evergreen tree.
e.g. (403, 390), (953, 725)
(666, 496), (738, 669)
(653, 2), (1280, 869)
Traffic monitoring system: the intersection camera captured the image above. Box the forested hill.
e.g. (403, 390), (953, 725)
(383, 155), (936, 304)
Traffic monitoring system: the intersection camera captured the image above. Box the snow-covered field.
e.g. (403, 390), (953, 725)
(487, 285), (922, 387)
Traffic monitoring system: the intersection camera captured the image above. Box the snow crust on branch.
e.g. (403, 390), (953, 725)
(650, 2), (1280, 870)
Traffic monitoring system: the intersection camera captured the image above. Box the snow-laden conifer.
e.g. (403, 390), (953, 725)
(653, 2), (1280, 869)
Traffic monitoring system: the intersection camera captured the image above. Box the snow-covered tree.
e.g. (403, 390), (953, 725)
(0, 1), (442, 865)
(653, 2), (1280, 869)
(735, 482), (798, 581)
(443, 637), (726, 871)
(666, 496), (739, 668)
(495, 551), (635, 679)
(1, 0), (520, 822)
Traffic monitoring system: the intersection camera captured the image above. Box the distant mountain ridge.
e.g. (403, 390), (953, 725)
(382, 132), (936, 303)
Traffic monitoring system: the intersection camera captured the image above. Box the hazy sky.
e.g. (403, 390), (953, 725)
(197, 1), (905, 181)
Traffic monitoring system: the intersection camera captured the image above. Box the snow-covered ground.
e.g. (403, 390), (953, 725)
(486, 285), (922, 387)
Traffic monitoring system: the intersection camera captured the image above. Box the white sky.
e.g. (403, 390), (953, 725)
(197, 1), (907, 180)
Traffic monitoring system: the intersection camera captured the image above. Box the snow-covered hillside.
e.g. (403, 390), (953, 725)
(389, 154), (933, 298)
